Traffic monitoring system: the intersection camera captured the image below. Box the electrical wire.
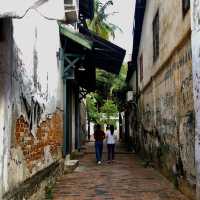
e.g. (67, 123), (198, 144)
(10, 3), (61, 21)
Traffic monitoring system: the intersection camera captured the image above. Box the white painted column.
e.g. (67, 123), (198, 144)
(190, 0), (200, 198)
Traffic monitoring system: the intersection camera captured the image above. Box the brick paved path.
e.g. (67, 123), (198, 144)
(52, 142), (189, 200)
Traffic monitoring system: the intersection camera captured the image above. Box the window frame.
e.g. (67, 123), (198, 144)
(153, 10), (159, 62)
(0, 19), (5, 42)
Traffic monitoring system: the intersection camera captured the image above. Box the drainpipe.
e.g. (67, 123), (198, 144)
(190, 1), (200, 198)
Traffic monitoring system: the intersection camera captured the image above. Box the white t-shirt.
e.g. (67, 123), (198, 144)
(106, 130), (116, 144)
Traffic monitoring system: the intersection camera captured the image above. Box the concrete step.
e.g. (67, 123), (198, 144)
(64, 159), (79, 174)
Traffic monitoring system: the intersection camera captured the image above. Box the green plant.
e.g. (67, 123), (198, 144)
(100, 99), (118, 125)
(172, 174), (179, 189)
(86, 93), (100, 123)
(87, 0), (122, 40)
(110, 64), (128, 95)
(45, 184), (53, 199)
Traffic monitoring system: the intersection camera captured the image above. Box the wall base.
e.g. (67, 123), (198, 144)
(3, 160), (64, 200)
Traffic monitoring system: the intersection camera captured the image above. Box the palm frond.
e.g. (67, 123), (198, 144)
(100, 0), (113, 14)
(87, 0), (120, 40)
(103, 12), (118, 20)
(109, 23), (123, 33)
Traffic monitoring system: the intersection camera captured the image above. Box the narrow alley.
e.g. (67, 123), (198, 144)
(52, 142), (189, 200)
(1, 0), (200, 199)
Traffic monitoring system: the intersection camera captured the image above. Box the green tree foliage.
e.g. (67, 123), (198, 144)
(86, 0), (127, 124)
(87, 0), (122, 40)
(96, 64), (127, 100)
(110, 64), (128, 95)
(87, 0), (126, 102)
(96, 69), (115, 99)
(100, 99), (118, 125)
(86, 93), (100, 123)
(86, 94), (118, 126)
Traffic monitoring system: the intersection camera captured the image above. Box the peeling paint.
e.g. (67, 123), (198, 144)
(0, 4), (64, 199)
(7, 147), (30, 189)
(128, 1), (196, 198)
(12, 10), (62, 136)
(0, 18), (13, 197)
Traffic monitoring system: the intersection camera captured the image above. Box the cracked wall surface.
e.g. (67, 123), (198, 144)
(129, 0), (196, 199)
(0, 7), (64, 199)
(0, 18), (13, 198)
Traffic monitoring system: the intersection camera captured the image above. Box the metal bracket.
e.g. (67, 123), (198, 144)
(62, 53), (85, 80)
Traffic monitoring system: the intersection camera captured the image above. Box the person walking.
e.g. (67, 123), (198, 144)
(106, 124), (116, 163)
(93, 124), (105, 164)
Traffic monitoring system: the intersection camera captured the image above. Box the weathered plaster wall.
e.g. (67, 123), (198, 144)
(0, 9), (64, 199)
(129, 0), (196, 198)
(190, 0), (200, 198)
(0, 18), (13, 198)
(12, 10), (63, 126)
(138, 0), (191, 89)
(152, 39), (195, 179)
(9, 112), (62, 182)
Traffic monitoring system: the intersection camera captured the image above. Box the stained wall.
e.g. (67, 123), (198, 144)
(129, 0), (196, 198)
(0, 18), (13, 198)
(0, 9), (65, 199)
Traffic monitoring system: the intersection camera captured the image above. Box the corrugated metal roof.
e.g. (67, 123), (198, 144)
(60, 24), (93, 50)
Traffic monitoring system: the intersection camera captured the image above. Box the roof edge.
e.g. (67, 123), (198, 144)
(126, 0), (146, 83)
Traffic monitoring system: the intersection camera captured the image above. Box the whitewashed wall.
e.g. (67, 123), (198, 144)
(0, 0), (65, 197)
(0, 18), (13, 198)
(12, 10), (62, 135)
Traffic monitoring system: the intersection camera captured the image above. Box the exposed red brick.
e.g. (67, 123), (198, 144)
(15, 112), (63, 172)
